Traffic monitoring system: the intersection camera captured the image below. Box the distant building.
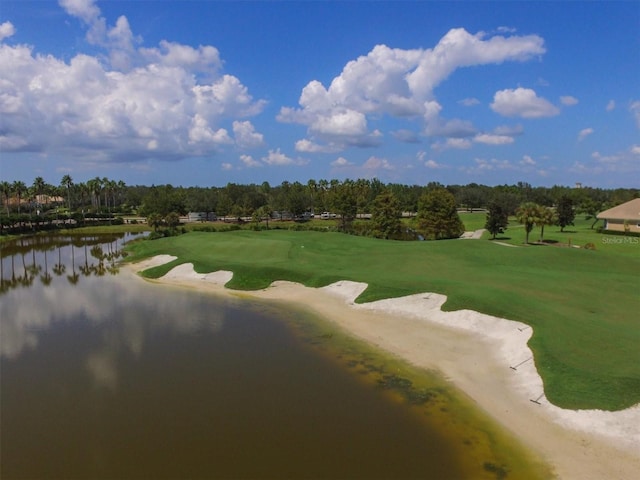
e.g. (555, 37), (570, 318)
(596, 198), (640, 233)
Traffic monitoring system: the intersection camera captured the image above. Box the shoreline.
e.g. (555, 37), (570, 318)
(129, 255), (640, 480)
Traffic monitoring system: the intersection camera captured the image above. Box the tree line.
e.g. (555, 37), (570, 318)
(1, 175), (637, 239)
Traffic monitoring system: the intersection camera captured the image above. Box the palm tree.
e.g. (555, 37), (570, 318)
(0, 181), (11, 215)
(61, 174), (73, 214)
(32, 176), (46, 207)
(12, 181), (27, 214)
(102, 177), (112, 212)
(537, 206), (557, 242)
(516, 202), (540, 244)
(87, 177), (103, 210)
(147, 213), (163, 231)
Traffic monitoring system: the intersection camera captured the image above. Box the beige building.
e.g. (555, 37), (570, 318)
(596, 198), (640, 233)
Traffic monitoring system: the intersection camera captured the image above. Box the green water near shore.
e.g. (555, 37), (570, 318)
(264, 298), (554, 480)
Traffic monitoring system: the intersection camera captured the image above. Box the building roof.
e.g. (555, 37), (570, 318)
(597, 198), (640, 221)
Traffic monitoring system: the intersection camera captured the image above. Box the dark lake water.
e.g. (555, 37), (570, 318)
(1, 234), (547, 479)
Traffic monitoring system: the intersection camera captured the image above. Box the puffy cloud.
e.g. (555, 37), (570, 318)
(606, 100), (616, 112)
(189, 115), (232, 145)
(521, 155), (536, 166)
(362, 156), (395, 171)
(59, 0), (101, 24)
(458, 97), (480, 107)
(460, 155), (550, 177)
(279, 28), (545, 151)
(432, 138), (472, 151)
(578, 127), (594, 141)
(406, 28), (545, 99)
(0, 21), (16, 41)
(473, 133), (515, 145)
(232, 121), (264, 149)
(239, 154), (262, 168)
(331, 156), (354, 167)
(577, 147), (640, 174)
(490, 87), (560, 118)
(0, 2), (265, 164)
(295, 139), (340, 153)
(466, 157), (514, 172)
(424, 159), (444, 169)
(262, 148), (308, 166)
(560, 95), (578, 106)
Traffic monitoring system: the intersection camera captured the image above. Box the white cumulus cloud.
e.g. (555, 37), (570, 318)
(578, 127), (594, 141)
(458, 97), (480, 107)
(424, 159), (444, 169)
(521, 155), (536, 166)
(473, 133), (515, 145)
(279, 28), (545, 151)
(331, 156), (353, 167)
(0, 1), (265, 163)
(262, 148), (308, 166)
(0, 21), (16, 41)
(490, 87), (560, 118)
(560, 95), (578, 106)
(232, 121), (264, 149)
(239, 154), (262, 168)
(606, 100), (616, 112)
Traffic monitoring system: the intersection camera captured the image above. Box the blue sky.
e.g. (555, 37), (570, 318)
(0, 0), (638, 188)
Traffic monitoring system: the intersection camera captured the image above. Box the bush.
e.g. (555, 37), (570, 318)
(583, 242), (596, 250)
(193, 225), (217, 232)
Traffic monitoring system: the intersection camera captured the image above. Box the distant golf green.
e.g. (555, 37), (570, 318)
(125, 229), (640, 411)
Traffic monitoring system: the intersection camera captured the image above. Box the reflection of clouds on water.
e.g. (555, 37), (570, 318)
(2, 245), (226, 390)
(86, 349), (119, 391)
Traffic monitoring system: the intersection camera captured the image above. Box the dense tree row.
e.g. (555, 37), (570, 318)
(1, 175), (637, 239)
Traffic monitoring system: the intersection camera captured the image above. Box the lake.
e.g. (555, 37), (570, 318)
(1, 234), (547, 479)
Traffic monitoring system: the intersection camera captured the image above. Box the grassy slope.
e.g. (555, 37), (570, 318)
(125, 228), (640, 411)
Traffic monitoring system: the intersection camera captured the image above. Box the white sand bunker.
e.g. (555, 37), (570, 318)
(322, 281), (640, 453)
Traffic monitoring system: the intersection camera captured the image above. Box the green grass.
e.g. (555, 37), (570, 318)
(492, 215), (639, 257)
(458, 211), (489, 232)
(125, 228), (640, 411)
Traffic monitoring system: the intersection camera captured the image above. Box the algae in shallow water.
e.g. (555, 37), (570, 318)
(262, 299), (555, 480)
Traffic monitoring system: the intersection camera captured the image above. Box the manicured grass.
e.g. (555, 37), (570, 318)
(458, 211), (489, 232)
(494, 215), (639, 257)
(125, 229), (640, 411)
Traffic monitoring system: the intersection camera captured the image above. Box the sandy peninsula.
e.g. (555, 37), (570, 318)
(129, 255), (640, 480)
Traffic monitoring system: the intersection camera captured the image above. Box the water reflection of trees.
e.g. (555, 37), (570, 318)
(0, 234), (136, 295)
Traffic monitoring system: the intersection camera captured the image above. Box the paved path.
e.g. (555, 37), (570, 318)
(492, 241), (518, 247)
(460, 229), (486, 239)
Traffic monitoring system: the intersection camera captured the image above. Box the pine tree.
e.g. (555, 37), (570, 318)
(556, 195), (575, 232)
(485, 201), (509, 239)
